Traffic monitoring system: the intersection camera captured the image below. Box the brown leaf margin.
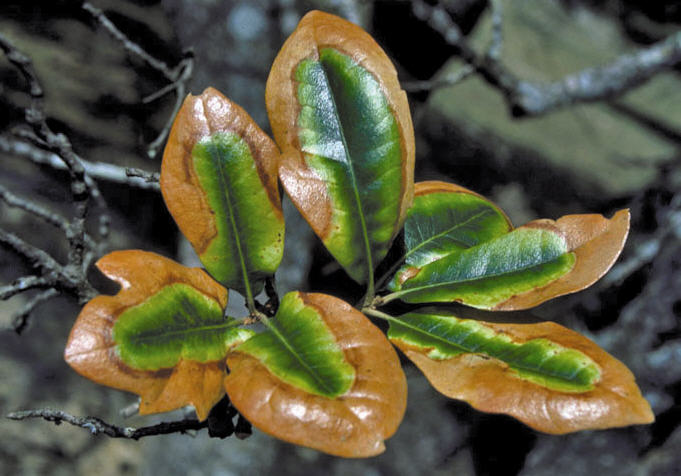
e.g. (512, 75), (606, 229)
(266, 10), (415, 243)
(64, 250), (230, 421)
(414, 180), (513, 229)
(160, 87), (282, 255)
(392, 319), (653, 434)
(494, 209), (630, 310)
(224, 292), (407, 457)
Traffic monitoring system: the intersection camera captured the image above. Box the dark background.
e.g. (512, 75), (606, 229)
(1, 0), (680, 474)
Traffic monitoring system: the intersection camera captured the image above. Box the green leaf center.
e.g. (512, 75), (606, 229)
(113, 283), (252, 371)
(389, 312), (601, 392)
(235, 292), (356, 398)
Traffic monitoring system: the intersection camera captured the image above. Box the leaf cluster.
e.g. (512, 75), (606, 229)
(64, 11), (653, 458)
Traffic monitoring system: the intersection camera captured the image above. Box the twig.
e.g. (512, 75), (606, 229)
(403, 65), (474, 92)
(410, 0), (681, 117)
(10, 288), (59, 334)
(486, 0), (503, 61)
(81, 2), (176, 78)
(0, 228), (64, 276)
(6, 409), (208, 440)
(1, 135), (161, 192)
(125, 167), (160, 184)
(145, 55), (193, 159)
(0, 184), (69, 234)
(0, 227), (97, 301)
(81, 2), (195, 158)
(0, 276), (49, 300)
(602, 194), (681, 286)
(1, 34), (101, 303)
(0, 34), (94, 268)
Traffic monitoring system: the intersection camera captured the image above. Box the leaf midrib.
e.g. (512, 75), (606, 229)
(128, 321), (240, 345)
(204, 133), (254, 305)
(406, 208), (496, 262)
(261, 317), (337, 395)
(397, 252), (571, 296)
(315, 49), (375, 286)
(390, 315), (587, 384)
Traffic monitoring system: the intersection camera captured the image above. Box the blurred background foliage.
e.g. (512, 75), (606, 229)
(1, 0), (680, 474)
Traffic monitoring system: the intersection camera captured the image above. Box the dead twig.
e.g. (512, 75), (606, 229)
(410, 0), (681, 117)
(6, 409), (208, 440)
(1, 135), (160, 192)
(82, 1), (195, 158)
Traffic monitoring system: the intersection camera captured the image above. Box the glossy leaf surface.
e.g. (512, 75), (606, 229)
(235, 291), (355, 398)
(267, 11), (414, 285)
(388, 311), (654, 433)
(225, 292), (407, 457)
(161, 87), (284, 298)
(389, 209), (629, 310)
(403, 181), (512, 268)
(390, 223), (576, 308)
(64, 250), (252, 421)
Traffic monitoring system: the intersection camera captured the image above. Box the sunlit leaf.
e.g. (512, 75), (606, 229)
(388, 310), (654, 433)
(161, 87), (284, 300)
(225, 292), (407, 457)
(388, 208), (629, 310)
(266, 11), (415, 286)
(64, 250), (253, 421)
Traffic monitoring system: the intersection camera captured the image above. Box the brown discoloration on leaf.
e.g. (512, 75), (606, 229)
(397, 266), (421, 286)
(266, 10), (414, 240)
(414, 180), (513, 228)
(64, 250), (229, 421)
(224, 292), (407, 458)
(161, 87), (282, 254)
(495, 209), (630, 310)
(392, 320), (653, 434)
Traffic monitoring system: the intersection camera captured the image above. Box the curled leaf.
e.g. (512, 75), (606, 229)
(64, 250), (253, 421)
(266, 10), (415, 285)
(388, 311), (653, 433)
(389, 203), (629, 310)
(225, 292), (407, 457)
(161, 87), (284, 299)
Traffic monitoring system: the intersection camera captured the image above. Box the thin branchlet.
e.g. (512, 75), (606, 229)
(409, 0), (681, 117)
(6, 409), (208, 440)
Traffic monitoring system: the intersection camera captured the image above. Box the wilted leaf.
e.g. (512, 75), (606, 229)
(388, 208), (629, 310)
(161, 87), (284, 300)
(225, 292), (407, 457)
(266, 11), (415, 286)
(64, 250), (253, 421)
(402, 181), (511, 268)
(388, 311), (653, 433)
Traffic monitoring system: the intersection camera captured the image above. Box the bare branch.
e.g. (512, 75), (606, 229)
(486, 0), (503, 61)
(81, 2), (176, 79)
(603, 194), (681, 286)
(81, 2), (195, 158)
(403, 65), (474, 92)
(0, 228), (63, 275)
(145, 55), (193, 159)
(126, 167), (160, 184)
(0, 276), (50, 300)
(1, 135), (161, 192)
(0, 183), (69, 234)
(10, 288), (59, 334)
(410, 0), (681, 117)
(0, 33), (96, 269)
(6, 409), (208, 440)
